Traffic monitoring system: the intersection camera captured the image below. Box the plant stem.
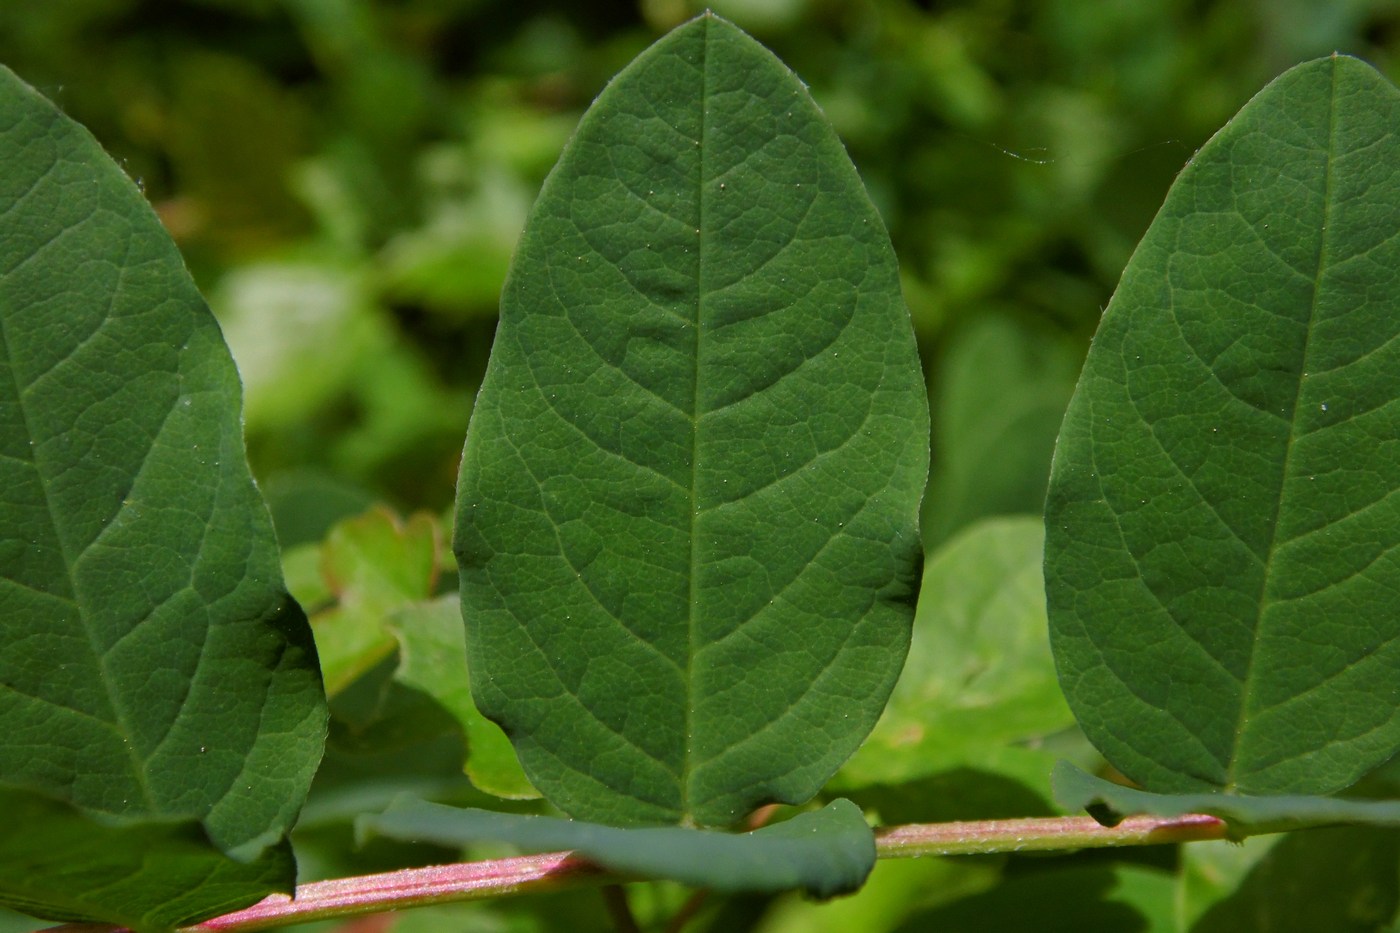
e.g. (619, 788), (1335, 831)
(37, 813), (1233, 933)
(874, 813), (1229, 857)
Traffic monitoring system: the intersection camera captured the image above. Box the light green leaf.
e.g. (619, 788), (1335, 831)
(387, 597), (538, 799)
(1045, 55), (1400, 795)
(455, 13), (928, 827)
(0, 65), (325, 926)
(313, 507), (442, 694)
(1053, 761), (1400, 836)
(838, 516), (1073, 789)
(357, 797), (876, 898)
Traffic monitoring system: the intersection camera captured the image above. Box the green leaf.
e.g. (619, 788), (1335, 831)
(1044, 55), (1400, 795)
(756, 857), (1001, 933)
(455, 13), (928, 827)
(1176, 836), (1278, 930)
(892, 863), (1174, 933)
(1189, 827), (1399, 933)
(923, 318), (1081, 547)
(313, 507), (442, 694)
(0, 65), (326, 925)
(357, 797), (876, 898)
(1053, 761), (1400, 836)
(388, 598), (538, 800)
(0, 787), (294, 932)
(837, 516), (1073, 789)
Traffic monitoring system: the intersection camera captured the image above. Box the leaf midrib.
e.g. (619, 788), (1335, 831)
(1224, 60), (1341, 792)
(680, 13), (713, 826)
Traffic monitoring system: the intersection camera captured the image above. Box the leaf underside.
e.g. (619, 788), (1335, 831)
(358, 797), (876, 899)
(1052, 762), (1400, 838)
(1045, 55), (1400, 796)
(0, 65), (326, 927)
(455, 14), (928, 827)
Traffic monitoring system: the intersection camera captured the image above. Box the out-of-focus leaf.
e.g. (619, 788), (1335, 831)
(923, 318), (1080, 547)
(456, 12), (928, 828)
(1192, 826), (1399, 933)
(212, 261), (383, 431)
(892, 863), (1173, 933)
(261, 468), (377, 549)
(843, 762), (1061, 827)
(1176, 836), (1280, 931)
(311, 507), (442, 694)
(0, 64), (325, 927)
(388, 597), (538, 800)
(164, 50), (311, 250)
(1046, 55), (1400, 796)
(838, 517), (1073, 791)
(378, 157), (530, 317)
(358, 798), (876, 898)
(755, 855), (1001, 933)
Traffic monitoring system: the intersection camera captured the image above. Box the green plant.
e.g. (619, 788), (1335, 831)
(4, 12), (1400, 933)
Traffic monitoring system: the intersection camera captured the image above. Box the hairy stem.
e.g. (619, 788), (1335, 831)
(38, 813), (1232, 933)
(874, 813), (1228, 857)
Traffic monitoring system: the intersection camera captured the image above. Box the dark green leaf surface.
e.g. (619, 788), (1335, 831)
(1045, 55), (1400, 795)
(455, 14), (928, 827)
(358, 797), (876, 898)
(0, 65), (326, 923)
(0, 787), (293, 932)
(1053, 762), (1400, 836)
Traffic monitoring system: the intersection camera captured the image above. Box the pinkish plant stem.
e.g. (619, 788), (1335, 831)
(37, 813), (1232, 933)
(874, 813), (1228, 857)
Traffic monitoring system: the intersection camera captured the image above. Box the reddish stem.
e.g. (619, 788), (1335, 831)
(36, 813), (1233, 933)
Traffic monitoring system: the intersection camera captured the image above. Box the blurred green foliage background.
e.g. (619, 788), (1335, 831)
(7, 0), (1396, 552)
(5, 3), (1400, 931)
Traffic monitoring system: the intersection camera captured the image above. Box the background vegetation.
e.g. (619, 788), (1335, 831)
(4, 1), (1400, 930)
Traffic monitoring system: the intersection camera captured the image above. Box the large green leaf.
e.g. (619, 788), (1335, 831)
(357, 797), (876, 898)
(1045, 55), (1400, 795)
(455, 14), (928, 827)
(0, 64), (326, 926)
